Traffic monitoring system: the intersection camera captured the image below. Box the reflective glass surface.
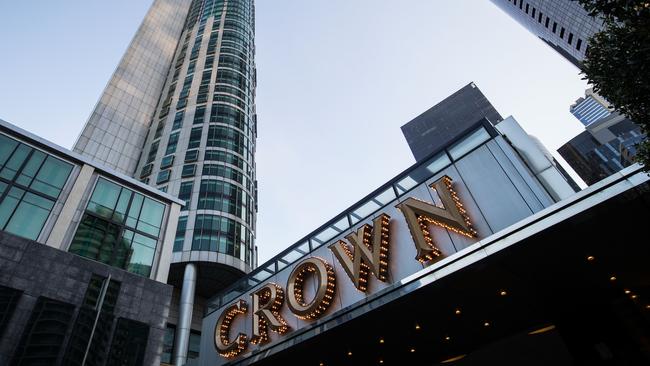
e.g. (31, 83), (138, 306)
(0, 134), (73, 240)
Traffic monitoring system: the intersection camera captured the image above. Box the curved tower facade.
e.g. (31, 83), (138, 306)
(134, 0), (258, 363)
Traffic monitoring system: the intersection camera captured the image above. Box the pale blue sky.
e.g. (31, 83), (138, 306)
(0, 1), (588, 262)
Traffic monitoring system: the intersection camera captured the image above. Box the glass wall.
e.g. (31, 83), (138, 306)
(0, 133), (73, 240)
(69, 178), (166, 277)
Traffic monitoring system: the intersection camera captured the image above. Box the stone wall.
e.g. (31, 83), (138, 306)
(0, 231), (173, 365)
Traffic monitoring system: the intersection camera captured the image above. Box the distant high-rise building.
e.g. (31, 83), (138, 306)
(489, 0), (604, 67)
(570, 88), (611, 126)
(559, 113), (645, 185)
(401, 82), (503, 161)
(73, 0), (259, 364)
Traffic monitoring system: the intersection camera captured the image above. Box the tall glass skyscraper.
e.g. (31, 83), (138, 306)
(74, 0), (258, 364)
(489, 0), (603, 67)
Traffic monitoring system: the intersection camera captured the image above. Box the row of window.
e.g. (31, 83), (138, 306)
(508, 0), (585, 51)
(68, 178), (165, 277)
(0, 134), (73, 241)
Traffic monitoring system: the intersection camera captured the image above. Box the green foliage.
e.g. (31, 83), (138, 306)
(577, 0), (650, 169)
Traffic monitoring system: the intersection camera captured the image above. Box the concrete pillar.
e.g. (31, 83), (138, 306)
(173, 263), (197, 365)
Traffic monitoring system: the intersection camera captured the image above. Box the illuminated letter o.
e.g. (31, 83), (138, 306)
(287, 257), (336, 320)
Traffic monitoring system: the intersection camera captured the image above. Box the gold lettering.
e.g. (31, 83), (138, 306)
(329, 213), (390, 291)
(214, 299), (249, 358)
(396, 176), (476, 263)
(286, 257), (336, 320)
(250, 283), (290, 345)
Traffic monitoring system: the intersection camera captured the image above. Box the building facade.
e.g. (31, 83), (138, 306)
(558, 113), (645, 185)
(0, 118), (184, 364)
(489, 0), (603, 67)
(570, 88), (611, 126)
(401, 82), (502, 161)
(73, 0), (259, 364)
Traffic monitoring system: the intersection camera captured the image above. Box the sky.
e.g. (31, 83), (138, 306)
(0, 1), (588, 263)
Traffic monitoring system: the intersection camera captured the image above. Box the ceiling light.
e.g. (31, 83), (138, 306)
(587, 255), (595, 261)
(347, 351), (352, 356)
(445, 336), (451, 341)
(500, 290), (507, 296)
(379, 338), (385, 344)
(528, 325), (556, 335)
(454, 308), (461, 315)
(410, 348), (416, 353)
(483, 322), (490, 327)
(625, 289), (631, 294)
(415, 324), (421, 330)
(610, 276), (617, 281)
(441, 355), (466, 363)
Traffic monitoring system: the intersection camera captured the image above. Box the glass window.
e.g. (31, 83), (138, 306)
(70, 178), (166, 277)
(160, 155), (175, 169)
(188, 331), (201, 360)
(349, 187), (396, 224)
(178, 181), (193, 210)
(181, 164), (196, 178)
(137, 199), (165, 237)
(172, 111), (185, 131)
(140, 163), (153, 178)
(4, 192), (54, 240)
(0, 134), (19, 167)
(185, 150), (199, 163)
(165, 132), (180, 155)
(188, 127), (203, 149)
(192, 214), (250, 258)
(0, 285), (22, 336)
(106, 318), (150, 366)
(11, 297), (75, 365)
(161, 325), (176, 363)
(395, 152), (451, 196)
(157, 170), (171, 184)
(174, 216), (188, 252)
(87, 179), (121, 218)
(448, 127), (491, 160)
(0, 138), (73, 240)
(193, 106), (206, 124)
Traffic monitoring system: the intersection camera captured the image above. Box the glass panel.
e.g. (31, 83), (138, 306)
(174, 216), (188, 252)
(448, 127), (491, 160)
(188, 332), (201, 360)
(425, 152), (452, 174)
(137, 199), (164, 236)
(15, 150), (45, 187)
(11, 297), (75, 365)
(127, 193), (144, 226)
(161, 326), (175, 364)
(0, 134), (19, 167)
(0, 181), (7, 197)
(395, 153), (451, 196)
(127, 234), (156, 276)
(0, 144), (30, 180)
(160, 155), (175, 169)
(106, 318), (149, 366)
(113, 188), (132, 223)
(88, 179), (121, 218)
(4, 193), (54, 240)
(0, 187), (25, 229)
(30, 156), (73, 198)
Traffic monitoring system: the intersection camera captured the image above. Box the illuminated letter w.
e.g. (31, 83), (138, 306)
(329, 213), (390, 292)
(396, 175), (477, 263)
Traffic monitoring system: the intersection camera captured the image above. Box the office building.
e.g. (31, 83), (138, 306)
(401, 82), (503, 161)
(489, 0), (604, 67)
(73, 0), (258, 364)
(0, 119), (183, 364)
(559, 113), (645, 185)
(570, 88), (612, 126)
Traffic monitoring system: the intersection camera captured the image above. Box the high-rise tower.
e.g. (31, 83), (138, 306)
(489, 0), (603, 67)
(74, 0), (258, 364)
